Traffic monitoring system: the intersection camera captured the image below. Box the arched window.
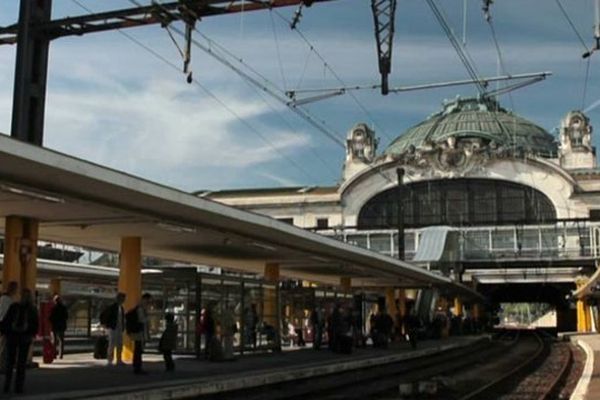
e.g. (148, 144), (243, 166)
(357, 179), (556, 229)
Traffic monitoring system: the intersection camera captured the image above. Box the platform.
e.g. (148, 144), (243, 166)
(569, 333), (600, 400)
(7, 336), (486, 400)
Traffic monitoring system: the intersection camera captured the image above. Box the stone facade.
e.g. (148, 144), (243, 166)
(205, 99), (600, 235)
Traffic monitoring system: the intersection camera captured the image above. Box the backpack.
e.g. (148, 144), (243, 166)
(125, 307), (142, 334)
(11, 305), (29, 334)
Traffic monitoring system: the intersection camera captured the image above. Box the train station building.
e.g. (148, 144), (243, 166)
(203, 96), (600, 333)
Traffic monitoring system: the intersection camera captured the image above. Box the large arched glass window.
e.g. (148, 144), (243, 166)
(357, 179), (556, 229)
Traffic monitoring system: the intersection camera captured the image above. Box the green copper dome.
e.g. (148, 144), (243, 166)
(384, 97), (558, 157)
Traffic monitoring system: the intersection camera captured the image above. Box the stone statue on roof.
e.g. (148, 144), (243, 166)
(560, 111), (593, 153)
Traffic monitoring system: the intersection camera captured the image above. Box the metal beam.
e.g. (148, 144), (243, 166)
(0, 0), (337, 45)
(11, 0), (52, 146)
(371, 0), (397, 95)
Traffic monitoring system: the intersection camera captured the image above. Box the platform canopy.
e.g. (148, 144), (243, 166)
(0, 134), (482, 300)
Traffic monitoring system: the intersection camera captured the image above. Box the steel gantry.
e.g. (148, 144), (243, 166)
(371, 0), (397, 95)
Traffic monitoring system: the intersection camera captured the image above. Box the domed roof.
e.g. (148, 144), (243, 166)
(384, 97), (558, 157)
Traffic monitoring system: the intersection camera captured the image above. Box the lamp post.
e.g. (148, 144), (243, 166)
(397, 167), (405, 261)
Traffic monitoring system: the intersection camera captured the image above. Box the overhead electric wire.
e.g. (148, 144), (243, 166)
(142, 0), (348, 148)
(554, 0), (593, 109)
(271, 10), (394, 143)
(126, 0), (396, 185)
(582, 58), (592, 110)
(424, 0), (486, 95)
(485, 10), (515, 111)
(555, 0), (591, 52)
(127, 3), (339, 178)
(269, 10), (289, 91)
(72, 0), (321, 183)
(146, 2), (340, 176)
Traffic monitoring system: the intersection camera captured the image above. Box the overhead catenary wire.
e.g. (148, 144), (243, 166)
(71, 0), (322, 184)
(424, 0), (486, 95)
(271, 9), (395, 143)
(143, 0), (348, 148)
(483, 7), (515, 111)
(141, 2), (341, 177)
(269, 10), (289, 91)
(554, 0), (593, 109)
(555, 0), (591, 52)
(124, 2), (398, 186)
(126, 0), (342, 179)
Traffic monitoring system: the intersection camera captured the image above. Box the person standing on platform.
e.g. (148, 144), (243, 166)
(403, 303), (419, 349)
(244, 304), (258, 350)
(203, 308), (216, 359)
(158, 313), (177, 372)
(127, 293), (152, 374)
(220, 306), (236, 360)
(310, 307), (323, 350)
(330, 304), (342, 352)
(0, 282), (18, 372)
(1, 288), (38, 394)
(49, 295), (68, 359)
(102, 292), (126, 366)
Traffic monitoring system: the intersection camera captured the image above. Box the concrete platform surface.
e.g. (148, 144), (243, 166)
(569, 333), (600, 400)
(0, 336), (485, 400)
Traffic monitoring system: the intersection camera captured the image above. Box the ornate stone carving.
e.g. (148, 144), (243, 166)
(346, 123), (378, 164)
(389, 135), (513, 178)
(560, 111), (593, 153)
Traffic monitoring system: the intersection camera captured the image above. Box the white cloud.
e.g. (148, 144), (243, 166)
(42, 75), (310, 185)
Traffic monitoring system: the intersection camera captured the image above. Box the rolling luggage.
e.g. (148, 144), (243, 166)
(43, 338), (56, 363)
(93, 336), (108, 359)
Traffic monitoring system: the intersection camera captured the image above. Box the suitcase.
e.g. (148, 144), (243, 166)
(42, 338), (56, 363)
(93, 336), (108, 359)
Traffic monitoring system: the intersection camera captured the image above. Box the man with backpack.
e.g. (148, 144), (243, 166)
(0, 282), (18, 372)
(126, 293), (152, 374)
(49, 295), (68, 359)
(100, 292), (126, 366)
(1, 288), (38, 394)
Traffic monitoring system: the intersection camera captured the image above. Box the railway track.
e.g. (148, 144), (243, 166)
(196, 330), (577, 400)
(443, 330), (574, 400)
(199, 336), (507, 400)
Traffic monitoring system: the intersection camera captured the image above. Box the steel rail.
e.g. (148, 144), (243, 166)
(537, 343), (573, 400)
(459, 331), (547, 400)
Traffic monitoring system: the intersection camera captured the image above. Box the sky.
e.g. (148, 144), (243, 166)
(0, 0), (599, 191)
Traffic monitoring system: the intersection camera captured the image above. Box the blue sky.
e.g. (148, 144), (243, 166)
(0, 0), (599, 190)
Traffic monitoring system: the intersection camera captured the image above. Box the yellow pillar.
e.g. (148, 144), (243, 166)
(396, 289), (406, 335)
(385, 287), (397, 315)
(49, 278), (61, 296)
(577, 299), (587, 332)
(263, 263), (279, 327)
(397, 289), (406, 317)
(118, 237), (142, 362)
(340, 277), (351, 293)
(454, 297), (463, 317)
(585, 303), (593, 332)
(2, 216), (38, 293)
(472, 303), (480, 321)
(438, 296), (450, 338)
(575, 277), (591, 333)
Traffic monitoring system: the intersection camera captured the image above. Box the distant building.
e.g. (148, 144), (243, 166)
(201, 97), (600, 331)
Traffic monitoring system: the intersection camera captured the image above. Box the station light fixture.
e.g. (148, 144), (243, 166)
(156, 222), (197, 234)
(0, 184), (65, 203)
(248, 242), (277, 252)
